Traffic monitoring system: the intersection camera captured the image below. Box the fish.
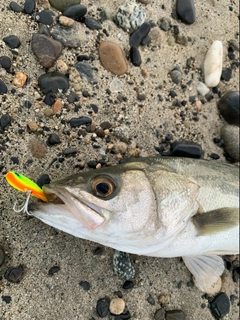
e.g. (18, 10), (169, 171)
(28, 157), (239, 292)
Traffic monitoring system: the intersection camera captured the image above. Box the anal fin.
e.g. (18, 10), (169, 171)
(183, 255), (224, 292)
(192, 207), (239, 236)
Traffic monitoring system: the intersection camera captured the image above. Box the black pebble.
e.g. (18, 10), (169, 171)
(129, 22), (151, 47)
(161, 140), (202, 158)
(165, 310), (185, 320)
(4, 265), (24, 283)
(0, 114), (11, 129)
(96, 298), (109, 318)
(38, 72), (69, 94)
(122, 280), (134, 289)
(113, 311), (131, 320)
(44, 92), (56, 105)
(130, 46), (142, 66)
(79, 280), (90, 291)
(24, 100), (32, 108)
(47, 133), (61, 145)
(3, 35), (21, 48)
(9, 1), (23, 12)
(100, 121), (111, 130)
(69, 116), (92, 127)
(232, 266), (239, 282)
(0, 245), (5, 267)
(24, 0), (35, 14)
(37, 174), (50, 188)
(147, 294), (155, 305)
(205, 92), (214, 101)
(67, 91), (79, 103)
(154, 309), (165, 320)
(34, 10), (53, 25)
(209, 153), (220, 160)
(217, 91), (239, 126)
(94, 246), (104, 255)
(210, 292), (230, 319)
(0, 56), (11, 69)
(77, 54), (90, 61)
(176, 0), (196, 24)
(90, 103), (98, 113)
(137, 93), (146, 101)
(63, 4), (87, 21)
(0, 80), (8, 95)
(221, 68), (232, 81)
(11, 157), (19, 164)
(2, 296), (11, 304)
(48, 265), (60, 276)
(87, 160), (98, 168)
(84, 17), (102, 30)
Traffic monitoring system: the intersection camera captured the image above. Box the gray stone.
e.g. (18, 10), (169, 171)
(170, 69), (182, 84)
(49, 0), (79, 12)
(221, 125), (240, 162)
(75, 62), (99, 83)
(52, 23), (86, 48)
(113, 251), (135, 280)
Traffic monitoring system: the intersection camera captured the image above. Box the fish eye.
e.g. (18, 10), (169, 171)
(91, 176), (115, 198)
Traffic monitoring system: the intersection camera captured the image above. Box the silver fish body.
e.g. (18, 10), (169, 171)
(29, 157), (239, 292)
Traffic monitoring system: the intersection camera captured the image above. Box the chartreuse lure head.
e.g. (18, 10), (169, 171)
(6, 171), (48, 202)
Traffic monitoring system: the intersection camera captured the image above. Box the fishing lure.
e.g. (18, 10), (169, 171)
(6, 172), (48, 214)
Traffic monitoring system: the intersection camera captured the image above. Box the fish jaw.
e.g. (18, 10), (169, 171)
(30, 185), (106, 230)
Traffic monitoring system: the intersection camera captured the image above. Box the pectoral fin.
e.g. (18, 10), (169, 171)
(183, 255), (224, 292)
(192, 207), (239, 236)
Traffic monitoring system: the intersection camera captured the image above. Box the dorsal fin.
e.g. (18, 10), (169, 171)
(192, 208), (239, 236)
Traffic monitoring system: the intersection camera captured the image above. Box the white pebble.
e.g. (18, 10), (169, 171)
(196, 82), (210, 96)
(109, 298), (125, 315)
(204, 40), (223, 88)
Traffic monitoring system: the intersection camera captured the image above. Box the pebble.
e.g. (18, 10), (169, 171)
(49, 0), (79, 12)
(25, 100), (32, 108)
(158, 294), (171, 306)
(56, 59), (68, 73)
(159, 17), (171, 31)
(59, 15), (75, 28)
(113, 250), (135, 280)
(0, 80), (8, 94)
(44, 107), (54, 117)
(210, 292), (230, 319)
(47, 133), (61, 145)
(113, 126), (129, 142)
(9, 1), (23, 12)
(29, 138), (48, 158)
(75, 61), (99, 83)
(52, 99), (62, 114)
(196, 81), (210, 96)
(31, 34), (63, 68)
(146, 295), (155, 305)
(161, 141), (202, 158)
(100, 121), (112, 130)
(115, 2), (146, 33)
(110, 78), (124, 92)
(154, 309), (165, 320)
(221, 125), (240, 162)
(34, 10), (54, 25)
(52, 23), (86, 48)
(84, 17), (102, 30)
(217, 91), (239, 126)
(10, 156), (19, 164)
(130, 46), (142, 66)
(4, 265), (24, 283)
(24, 0), (35, 14)
(148, 27), (164, 47)
(165, 310), (185, 320)
(204, 40), (223, 88)
(39, 24), (51, 37)
(27, 121), (39, 132)
(176, 0), (196, 24)
(170, 68), (182, 84)
(62, 4), (87, 21)
(114, 142), (128, 155)
(69, 116), (92, 127)
(63, 148), (78, 155)
(129, 22), (151, 47)
(122, 280), (134, 290)
(99, 41), (128, 75)
(0, 114), (11, 129)
(0, 245), (5, 267)
(48, 265), (60, 275)
(13, 72), (27, 87)
(3, 35), (21, 48)
(2, 296), (11, 304)
(36, 174), (51, 188)
(221, 67), (232, 82)
(38, 72), (69, 94)
(0, 56), (11, 70)
(109, 298), (125, 315)
(175, 34), (188, 46)
(67, 91), (79, 103)
(79, 280), (90, 291)
(96, 298), (109, 318)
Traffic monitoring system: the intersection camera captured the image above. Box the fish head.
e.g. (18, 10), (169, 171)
(29, 161), (159, 250)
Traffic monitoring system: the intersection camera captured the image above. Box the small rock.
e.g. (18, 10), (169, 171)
(63, 148), (78, 155)
(204, 40), (223, 88)
(0, 56), (11, 70)
(221, 125), (240, 162)
(67, 91), (79, 103)
(122, 280), (134, 290)
(84, 17), (102, 30)
(62, 4), (87, 20)
(52, 23), (86, 48)
(31, 34), (63, 68)
(13, 72), (27, 87)
(109, 297), (125, 315)
(221, 68), (232, 82)
(154, 309), (165, 320)
(75, 61), (99, 83)
(217, 91), (239, 126)
(161, 140), (202, 158)
(52, 99), (62, 114)
(130, 46), (142, 66)
(34, 10), (53, 25)
(48, 265), (60, 275)
(37, 174), (51, 188)
(159, 17), (171, 31)
(0, 80), (8, 94)
(28, 138), (48, 158)
(176, 0), (196, 24)
(165, 310), (185, 320)
(2, 296), (11, 304)
(210, 292), (230, 319)
(115, 2), (146, 33)
(4, 265), (24, 283)
(114, 142), (128, 155)
(196, 82), (210, 96)
(38, 71), (69, 94)
(79, 280), (90, 291)
(110, 78), (124, 92)
(170, 69), (182, 84)
(113, 251), (135, 280)
(44, 92), (56, 105)
(113, 126), (129, 142)
(99, 41), (128, 75)
(146, 294), (155, 305)
(149, 27), (164, 47)
(44, 108), (54, 117)
(27, 121), (39, 132)
(0, 114), (11, 129)
(9, 1), (23, 12)
(49, 0), (79, 12)
(100, 121), (112, 130)
(96, 298), (109, 318)
(47, 133), (61, 145)
(69, 116), (92, 127)
(158, 294), (171, 306)
(175, 34), (188, 46)
(3, 35), (21, 48)
(59, 15), (75, 27)
(24, 0), (35, 14)
(0, 245), (5, 267)
(129, 22), (151, 47)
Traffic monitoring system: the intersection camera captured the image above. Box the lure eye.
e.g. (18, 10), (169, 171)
(91, 176), (115, 198)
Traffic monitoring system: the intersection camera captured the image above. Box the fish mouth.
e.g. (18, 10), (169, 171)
(29, 186), (105, 230)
